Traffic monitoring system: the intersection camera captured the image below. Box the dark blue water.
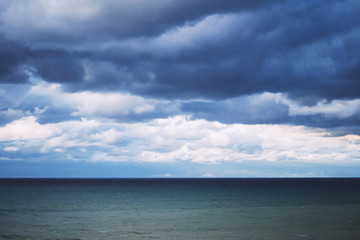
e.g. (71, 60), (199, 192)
(1, 178), (360, 239)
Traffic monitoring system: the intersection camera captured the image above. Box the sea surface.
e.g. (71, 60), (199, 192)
(0, 178), (359, 240)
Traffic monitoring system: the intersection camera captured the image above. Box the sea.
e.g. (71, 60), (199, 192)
(0, 178), (359, 240)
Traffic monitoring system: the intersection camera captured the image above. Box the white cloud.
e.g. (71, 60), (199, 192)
(228, 92), (360, 119)
(91, 151), (128, 162)
(69, 91), (156, 116)
(90, 128), (123, 144)
(0, 116), (60, 141)
(285, 98), (360, 118)
(131, 116), (360, 164)
(2, 84), (360, 165)
(40, 118), (101, 152)
(202, 173), (215, 177)
(28, 81), (176, 118)
(3, 146), (18, 152)
(1, 107), (359, 165)
(150, 173), (172, 178)
(100, 116), (360, 164)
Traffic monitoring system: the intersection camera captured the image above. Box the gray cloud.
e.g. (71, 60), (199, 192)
(182, 94), (290, 124)
(38, 0), (358, 102)
(0, 0), (359, 131)
(0, 36), (29, 83)
(0, 0), (281, 43)
(30, 50), (85, 84)
(1, 0), (359, 99)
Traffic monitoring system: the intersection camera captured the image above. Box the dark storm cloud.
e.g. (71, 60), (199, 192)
(0, 36), (29, 83)
(131, 0), (360, 100)
(30, 50), (85, 83)
(90, 0), (281, 40)
(1, 0), (359, 101)
(33, 0), (357, 102)
(0, 0), (281, 43)
(0, 0), (360, 130)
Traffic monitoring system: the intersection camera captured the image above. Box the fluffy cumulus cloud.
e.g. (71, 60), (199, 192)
(0, 0), (360, 177)
(0, 115), (359, 166)
(27, 81), (179, 121)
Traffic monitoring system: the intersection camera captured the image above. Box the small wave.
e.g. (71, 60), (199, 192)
(57, 238), (83, 240)
(295, 234), (309, 238)
(126, 231), (152, 235)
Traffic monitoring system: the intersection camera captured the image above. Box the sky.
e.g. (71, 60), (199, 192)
(0, 0), (360, 177)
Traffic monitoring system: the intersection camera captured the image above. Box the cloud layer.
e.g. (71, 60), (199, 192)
(0, 0), (360, 176)
(1, 114), (359, 165)
(1, 0), (359, 100)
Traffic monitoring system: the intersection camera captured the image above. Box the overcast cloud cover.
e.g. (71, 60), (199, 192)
(0, 0), (360, 177)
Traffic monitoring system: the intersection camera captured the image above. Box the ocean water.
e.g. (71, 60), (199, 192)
(0, 178), (359, 240)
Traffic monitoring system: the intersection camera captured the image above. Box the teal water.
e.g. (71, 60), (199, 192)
(0, 178), (360, 239)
